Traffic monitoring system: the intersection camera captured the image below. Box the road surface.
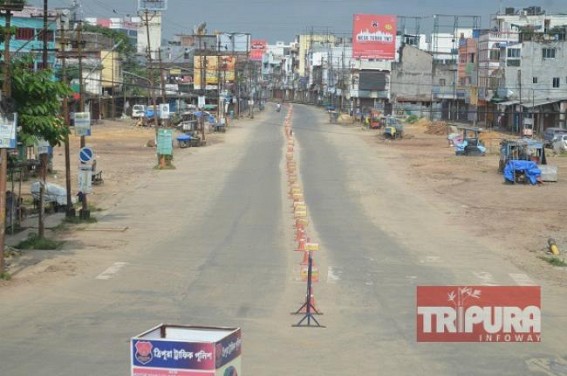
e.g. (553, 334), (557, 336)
(0, 104), (566, 375)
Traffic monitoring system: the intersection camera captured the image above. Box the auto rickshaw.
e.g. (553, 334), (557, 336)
(369, 110), (382, 129)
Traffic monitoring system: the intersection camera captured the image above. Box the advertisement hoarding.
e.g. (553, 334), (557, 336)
(217, 33), (250, 53)
(352, 14), (397, 60)
(193, 56), (236, 90)
(250, 39), (267, 61)
(138, 0), (168, 11)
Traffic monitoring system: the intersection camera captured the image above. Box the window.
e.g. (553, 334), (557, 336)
(533, 77), (538, 84)
(469, 53), (475, 63)
(15, 27), (34, 40)
(507, 59), (520, 67)
(542, 48), (556, 59)
(553, 77), (560, 88)
(507, 48), (520, 58)
(439, 79), (446, 86)
(489, 49), (500, 61)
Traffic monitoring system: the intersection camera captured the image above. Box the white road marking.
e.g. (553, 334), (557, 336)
(327, 266), (341, 283)
(509, 273), (537, 286)
(473, 271), (498, 286)
(96, 262), (128, 280)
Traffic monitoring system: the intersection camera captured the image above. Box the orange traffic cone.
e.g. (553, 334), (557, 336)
(300, 250), (310, 265)
(295, 237), (307, 252)
(297, 291), (321, 314)
(295, 228), (305, 241)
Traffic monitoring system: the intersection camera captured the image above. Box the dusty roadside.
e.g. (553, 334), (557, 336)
(1, 118), (227, 285)
(3, 111), (566, 289)
(341, 117), (567, 286)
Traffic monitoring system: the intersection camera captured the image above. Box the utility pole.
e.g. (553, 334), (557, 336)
(59, 14), (74, 217)
(158, 48), (166, 104)
(76, 20), (90, 219)
(143, 9), (161, 165)
(38, 0), (50, 237)
(0, 7), (14, 276)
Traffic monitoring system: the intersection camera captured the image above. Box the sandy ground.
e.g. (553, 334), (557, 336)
(3, 112), (567, 288)
(349, 118), (567, 286)
(1, 119), (226, 286)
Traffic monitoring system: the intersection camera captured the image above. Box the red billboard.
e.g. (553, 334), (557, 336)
(250, 39), (267, 61)
(417, 286), (541, 343)
(352, 14), (396, 60)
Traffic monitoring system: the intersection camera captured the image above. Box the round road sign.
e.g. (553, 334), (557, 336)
(79, 147), (94, 163)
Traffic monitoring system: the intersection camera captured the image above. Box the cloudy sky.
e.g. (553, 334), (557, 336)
(30, 0), (565, 43)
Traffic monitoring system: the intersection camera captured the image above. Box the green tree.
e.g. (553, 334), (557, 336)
(10, 58), (72, 146)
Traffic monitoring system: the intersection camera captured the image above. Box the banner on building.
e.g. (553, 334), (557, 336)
(194, 56), (236, 90)
(352, 14), (397, 60)
(250, 40), (267, 61)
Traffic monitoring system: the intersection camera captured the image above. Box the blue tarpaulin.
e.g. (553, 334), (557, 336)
(504, 160), (541, 185)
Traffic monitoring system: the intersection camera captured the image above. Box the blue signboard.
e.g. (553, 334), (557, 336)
(79, 147), (94, 163)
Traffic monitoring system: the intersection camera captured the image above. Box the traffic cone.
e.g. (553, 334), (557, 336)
(300, 250), (310, 264)
(296, 218), (309, 228)
(295, 228), (306, 241)
(298, 291), (320, 314)
(295, 237), (307, 252)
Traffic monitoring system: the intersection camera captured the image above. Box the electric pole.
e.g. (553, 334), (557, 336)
(59, 10), (74, 217)
(0, 0), (25, 275)
(143, 9), (161, 165)
(38, 0), (50, 238)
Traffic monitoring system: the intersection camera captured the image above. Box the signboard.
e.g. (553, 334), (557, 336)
(78, 165), (93, 194)
(138, 0), (167, 11)
(250, 39), (267, 61)
(0, 113), (17, 149)
(193, 56), (236, 90)
(159, 103), (170, 120)
(157, 128), (173, 156)
(37, 138), (50, 155)
(417, 286), (541, 342)
(217, 33), (250, 53)
(131, 324), (241, 376)
(352, 14), (397, 60)
(74, 112), (91, 137)
(79, 147), (94, 163)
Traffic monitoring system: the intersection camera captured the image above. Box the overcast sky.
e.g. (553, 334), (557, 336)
(30, 0), (565, 43)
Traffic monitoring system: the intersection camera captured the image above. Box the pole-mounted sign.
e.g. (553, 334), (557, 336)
(137, 0), (168, 11)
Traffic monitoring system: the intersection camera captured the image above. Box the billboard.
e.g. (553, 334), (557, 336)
(138, 0), (168, 11)
(250, 39), (267, 61)
(217, 33), (251, 53)
(352, 14), (397, 60)
(194, 55), (236, 90)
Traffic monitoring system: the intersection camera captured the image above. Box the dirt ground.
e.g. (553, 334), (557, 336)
(3, 113), (567, 287)
(357, 118), (567, 286)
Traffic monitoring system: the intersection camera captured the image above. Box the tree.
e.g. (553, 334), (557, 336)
(7, 58), (73, 239)
(10, 58), (72, 147)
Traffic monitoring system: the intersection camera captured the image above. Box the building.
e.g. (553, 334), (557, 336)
(137, 12), (162, 59)
(0, 6), (57, 70)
